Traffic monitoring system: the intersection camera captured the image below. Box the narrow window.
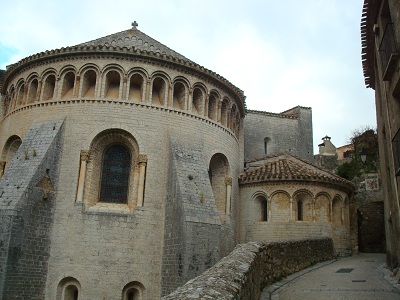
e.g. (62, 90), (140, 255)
(264, 137), (270, 156)
(261, 198), (268, 221)
(298, 200), (303, 221)
(99, 144), (131, 203)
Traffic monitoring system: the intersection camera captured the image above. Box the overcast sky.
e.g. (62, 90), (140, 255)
(0, 0), (375, 154)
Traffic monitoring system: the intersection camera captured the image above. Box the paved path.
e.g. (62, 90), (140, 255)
(261, 253), (400, 300)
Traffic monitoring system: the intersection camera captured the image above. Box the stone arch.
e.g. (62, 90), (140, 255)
(209, 153), (230, 214)
(315, 192), (331, 223)
(1, 135), (22, 172)
(127, 69), (147, 102)
(332, 195), (343, 225)
(121, 281), (145, 300)
(192, 84), (207, 115)
(41, 71), (57, 101)
(84, 129), (140, 208)
(229, 104), (238, 132)
(172, 79), (188, 110)
(208, 90), (219, 121)
(270, 190), (290, 222)
(79, 65), (100, 98)
(252, 191), (269, 222)
(15, 79), (25, 107)
(60, 68), (76, 99)
(102, 67), (123, 99)
(7, 86), (15, 113)
(56, 277), (81, 300)
(221, 98), (230, 127)
(293, 189), (313, 221)
(26, 73), (39, 103)
(150, 75), (168, 106)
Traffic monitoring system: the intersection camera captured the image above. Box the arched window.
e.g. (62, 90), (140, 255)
(209, 153), (230, 214)
(192, 87), (204, 115)
(81, 70), (97, 98)
(122, 281), (144, 300)
(42, 74), (56, 100)
(255, 195), (268, 221)
(1, 135), (22, 172)
(99, 144), (131, 204)
(264, 137), (270, 156)
(297, 200), (303, 221)
(64, 284), (79, 300)
(172, 82), (186, 110)
(56, 277), (81, 300)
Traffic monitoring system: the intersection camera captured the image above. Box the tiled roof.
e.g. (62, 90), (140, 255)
(361, 0), (379, 89)
(239, 153), (354, 191)
(0, 27), (246, 109)
(77, 28), (191, 62)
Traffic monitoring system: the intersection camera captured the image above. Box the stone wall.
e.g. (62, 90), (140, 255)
(243, 107), (313, 162)
(162, 238), (333, 300)
(0, 119), (64, 299)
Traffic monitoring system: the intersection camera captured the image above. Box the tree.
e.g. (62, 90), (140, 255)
(337, 127), (378, 180)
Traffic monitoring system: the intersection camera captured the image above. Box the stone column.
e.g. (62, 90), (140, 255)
(312, 199), (316, 222)
(145, 79), (151, 103)
(268, 198), (272, 221)
(23, 85), (28, 105)
(217, 101), (222, 123)
(290, 197), (293, 221)
(188, 88), (193, 112)
(330, 201), (333, 223)
(0, 161), (6, 178)
(73, 75), (80, 98)
(76, 150), (90, 203)
(137, 154), (148, 207)
(167, 85), (172, 108)
(225, 177), (232, 215)
(36, 80), (42, 102)
(122, 76), (128, 100)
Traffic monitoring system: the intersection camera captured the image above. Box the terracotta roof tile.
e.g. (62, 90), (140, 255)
(240, 153), (354, 191)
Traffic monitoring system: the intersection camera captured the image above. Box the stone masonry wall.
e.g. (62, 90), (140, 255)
(244, 107), (313, 162)
(162, 138), (233, 296)
(0, 119), (64, 299)
(162, 238), (333, 300)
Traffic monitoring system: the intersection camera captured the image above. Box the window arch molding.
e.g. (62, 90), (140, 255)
(56, 276), (81, 300)
(121, 281), (145, 300)
(1, 134), (22, 172)
(293, 189), (313, 222)
(172, 77), (189, 110)
(83, 129), (140, 209)
(26, 72), (40, 104)
(149, 72), (170, 106)
(59, 66), (77, 99)
(77, 64), (100, 98)
(40, 69), (57, 101)
(252, 191), (269, 222)
(101, 64), (125, 99)
(191, 83), (208, 116)
(126, 68), (148, 102)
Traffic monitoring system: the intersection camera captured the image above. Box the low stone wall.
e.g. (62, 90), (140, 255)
(162, 238), (333, 300)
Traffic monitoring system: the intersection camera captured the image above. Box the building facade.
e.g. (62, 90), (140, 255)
(0, 25), (354, 299)
(361, 0), (400, 271)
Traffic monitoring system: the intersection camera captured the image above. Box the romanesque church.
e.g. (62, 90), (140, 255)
(0, 24), (353, 299)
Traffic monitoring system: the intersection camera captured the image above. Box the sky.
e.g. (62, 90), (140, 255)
(0, 0), (376, 154)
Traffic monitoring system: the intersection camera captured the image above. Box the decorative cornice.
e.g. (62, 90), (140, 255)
(1, 44), (246, 115)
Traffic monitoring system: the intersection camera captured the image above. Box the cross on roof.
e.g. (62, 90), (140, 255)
(132, 21), (138, 29)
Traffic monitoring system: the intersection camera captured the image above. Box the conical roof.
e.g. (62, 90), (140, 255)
(77, 26), (190, 62)
(240, 153), (354, 191)
(1, 23), (246, 110)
